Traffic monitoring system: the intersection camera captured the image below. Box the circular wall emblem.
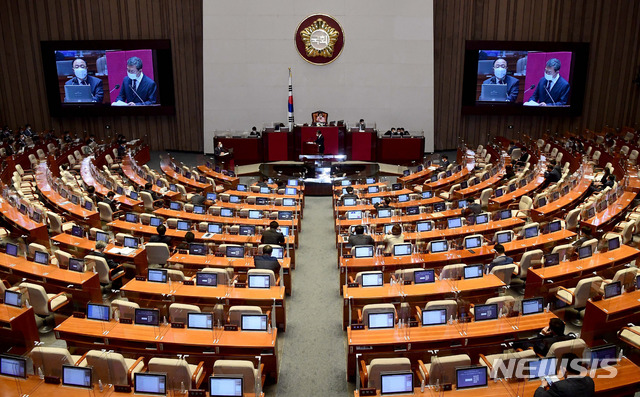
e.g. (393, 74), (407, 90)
(295, 14), (344, 65)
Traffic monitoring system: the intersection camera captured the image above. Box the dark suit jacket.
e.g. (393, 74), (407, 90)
(254, 254), (281, 275)
(143, 189), (159, 201)
(533, 376), (595, 397)
(88, 250), (117, 269)
(116, 74), (157, 105)
(149, 235), (172, 245)
(487, 255), (514, 273)
(102, 198), (118, 212)
(482, 75), (520, 102)
(65, 75), (104, 103)
(530, 76), (570, 106)
(261, 228), (285, 245)
(191, 194), (206, 205)
(315, 134), (325, 154)
(348, 234), (375, 247)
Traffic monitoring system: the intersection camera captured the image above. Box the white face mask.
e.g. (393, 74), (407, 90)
(128, 72), (138, 81)
(544, 72), (555, 81)
(74, 68), (87, 80)
(494, 67), (507, 79)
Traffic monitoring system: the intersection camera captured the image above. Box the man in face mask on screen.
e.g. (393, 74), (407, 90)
(481, 58), (519, 102)
(115, 56), (157, 106)
(64, 58), (104, 103)
(529, 58), (571, 106)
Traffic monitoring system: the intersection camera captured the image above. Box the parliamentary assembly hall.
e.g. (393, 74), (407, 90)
(1, 0), (640, 396)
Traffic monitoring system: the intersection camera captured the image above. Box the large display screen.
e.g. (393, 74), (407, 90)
(462, 41), (589, 115)
(41, 40), (175, 116)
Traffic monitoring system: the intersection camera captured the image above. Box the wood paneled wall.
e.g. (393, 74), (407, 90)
(434, 0), (640, 150)
(0, 0), (203, 152)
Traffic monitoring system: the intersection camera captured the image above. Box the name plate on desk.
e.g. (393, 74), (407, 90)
(114, 385), (132, 393)
(348, 282), (359, 288)
(188, 390), (206, 397)
(58, 264), (68, 270)
(135, 275), (146, 281)
(119, 318), (133, 324)
(441, 383), (452, 391)
(359, 388), (376, 396)
(224, 324), (238, 331)
(343, 254), (353, 259)
(215, 253), (224, 257)
(171, 322), (185, 328)
(404, 280), (412, 285)
(235, 283), (246, 288)
(44, 375), (60, 384)
(72, 311), (85, 319)
(183, 280), (194, 286)
(351, 324), (365, 330)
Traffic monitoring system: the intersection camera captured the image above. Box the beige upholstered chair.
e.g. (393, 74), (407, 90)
(111, 299), (139, 320)
(213, 360), (263, 394)
(418, 354), (471, 385)
(555, 276), (603, 326)
(423, 300), (458, 320)
(85, 350), (144, 386)
(439, 264), (466, 280)
(546, 338), (587, 359)
(31, 347), (87, 377)
(360, 357), (411, 389)
(169, 303), (201, 324)
(228, 305), (263, 326)
(360, 303), (396, 327)
(148, 358), (205, 390)
(480, 349), (536, 379)
(146, 243), (171, 267)
(21, 282), (69, 333)
(490, 264), (518, 285)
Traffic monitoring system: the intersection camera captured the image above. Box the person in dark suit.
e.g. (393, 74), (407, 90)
(513, 318), (572, 356)
(357, 119), (366, 130)
(439, 155), (450, 170)
(261, 221), (285, 245)
(253, 245), (281, 275)
(214, 141), (229, 157)
(486, 244), (514, 273)
(143, 182), (159, 201)
(481, 58), (520, 102)
(529, 58), (571, 106)
(89, 241), (122, 289)
(374, 197), (392, 210)
(534, 353), (595, 397)
(102, 191), (119, 212)
(541, 163), (561, 189)
(149, 225), (172, 245)
(65, 58), (104, 103)
(115, 56), (157, 106)
(348, 225), (375, 247)
(339, 186), (359, 205)
(315, 130), (325, 154)
(191, 194), (206, 205)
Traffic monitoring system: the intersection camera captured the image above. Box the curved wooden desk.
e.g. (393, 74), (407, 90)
(80, 157), (143, 211)
(122, 155), (180, 199)
(160, 162), (212, 193)
(0, 303), (39, 355)
(0, 199), (49, 245)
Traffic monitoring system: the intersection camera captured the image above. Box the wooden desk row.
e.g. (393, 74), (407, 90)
(55, 316), (280, 382)
(122, 155), (180, 200)
(342, 274), (505, 329)
(524, 244), (640, 299)
(531, 171), (592, 222)
(160, 162), (213, 193)
(80, 157), (143, 211)
(120, 278), (287, 330)
(582, 289), (640, 346)
(580, 190), (636, 233)
(334, 196), (445, 215)
(153, 208), (301, 231)
(454, 164), (505, 199)
(0, 303), (39, 355)
(197, 164), (239, 188)
(353, 357), (640, 396)
(346, 312), (556, 378)
(489, 172), (545, 209)
(0, 252), (101, 304)
(0, 198), (49, 245)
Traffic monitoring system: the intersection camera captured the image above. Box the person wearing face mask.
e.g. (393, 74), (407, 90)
(481, 58), (519, 102)
(64, 58), (104, 103)
(529, 58), (571, 106)
(115, 56), (157, 106)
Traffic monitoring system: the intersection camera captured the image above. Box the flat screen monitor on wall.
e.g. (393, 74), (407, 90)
(462, 41), (589, 116)
(41, 40), (175, 117)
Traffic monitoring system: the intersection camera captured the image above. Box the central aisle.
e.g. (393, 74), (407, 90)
(269, 196), (353, 396)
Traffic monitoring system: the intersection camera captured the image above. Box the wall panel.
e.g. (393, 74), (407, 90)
(434, 0), (640, 150)
(0, 0), (203, 152)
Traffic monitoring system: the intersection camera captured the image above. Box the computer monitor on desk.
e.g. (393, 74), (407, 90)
(134, 373), (167, 396)
(380, 372), (413, 395)
(248, 274), (271, 289)
(241, 314), (268, 331)
(147, 269), (168, 283)
(196, 272), (217, 287)
(377, 208), (392, 218)
(416, 221), (432, 232)
(210, 376), (243, 397)
(448, 217), (462, 229)
(393, 244), (412, 257)
(430, 240), (448, 253)
(0, 354), (27, 378)
(5, 243), (18, 257)
(456, 366), (488, 390)
(496, 231), (512, 244)
(96, 231), (109, 243)
(589, 344), (618, 369)
(68, 258), (84, 272)
(361, 272), (383, 287)
(422, 309), (447, 326)
(87, 303), (110, 321)
(124, 237), (138, 249)
(62, 365), (92, 388)
(187, 312), (213, 330)
(134, 308), (160, 326)
(474, 303), (498, 322)
(521, 297), (544, 316)
(354, 246), (374, 259)
(414, 269), (435, 284)
(578, 245), (592, 259)
(527, 358), (557, 380)
(3, 290), (22, 308)
(368, 312), (395, 329)
(226, 246), (244, 258)
(543, 253), (560, 267)
(150, 217), (162, 227)
(464, 264), (483, 279)
(604, 281), (622, 299)
(343, 198), (356, 206)
(34, 251), (49, 265)
(189, 243), (207, 256)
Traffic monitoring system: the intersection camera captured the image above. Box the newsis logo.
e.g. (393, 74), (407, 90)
(488, 358), (618, 380)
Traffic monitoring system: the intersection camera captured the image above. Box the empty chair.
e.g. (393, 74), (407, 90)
(551, 244), (572, 261)
(47, 212), (74, 234)
(603, 268), (638, 291)
(217, 243), (243, 255)
(578, 238), (598, 253)
(618, 326), (640, 350)
(167, 269), (185, 281)
(85, 350), (144, 386)
(37, 148), (46, 160)
(352, 271), (384, 286)
(604, 223), (633, 245)
(418, 354), (471, 385)
(360, 303), (396, 327)
(439, 264), (466, 280)
(111, 299), (140, 320)
(228, 305), (263, 326)
(31, 347), (87, 378)
(148, 358), (205, 390)
(146, 243), (171, 267)
(423, 299), (457, 320)
(140, 191), (162, 212)
(490, 263), (518, 285)
(564, 209), (581, 230)
(27, 243), (50, 262)
(200, 267), (234, 285)
(439, 184), (460, 200)
(169, 303), (201, 324)
(555, 276), (603, 326)
(54, 250), (73, 269)
(479, 188), (493, 209)
(21, 282), (70, 333)
(480, 349), (537, 379)
(360, 357), (411, 390)
(85, 255), (125, 292)
(392, 268), (426, 283)
(516, 249), (543, 280)
(471, 296), (515, 317)
(546, 338), (587, 359)
(98, 202), (119, 222)
(509, 196), (533, 218)
(213, 360), (264, 395)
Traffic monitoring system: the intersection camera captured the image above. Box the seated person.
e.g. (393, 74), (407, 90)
(256, 177), (270, 188)
(357, 119), (366, 130)
(384, 127), (396, 136)
(382, 224), (404, 254)
(86, 185), (98, 206)
(503, 165), (516, 181)
(348, 225), (375, 247)
(512, 146), (529, 167)
(373, 197), (392, 210)
(534, 353), (595, 397)
(513, 318), (571, 356)
(439, 155), (450, 170)
(261, 221), (285, 245)
(249, 126), (261, 137)
(486, 244), (514, 273)
(89, 241), (122, 289)
(191, 193), (206, 205)
(253, 245), (281, 275)
(143, 182), (159, 201)
(149, 225), (172, 245)
(65, 58), (104, 103)
(176, 231), (195, 252)
(102, 191), (119, 212)
(587, 173), (614, 195)
(540, 163), (561, 189)
(339, 186), (359, 205)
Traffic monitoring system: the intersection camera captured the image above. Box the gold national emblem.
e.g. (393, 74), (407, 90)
(299, 18), (340, 58)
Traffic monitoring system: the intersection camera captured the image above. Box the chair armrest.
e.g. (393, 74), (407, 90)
(618, 327), (640, 350)
(47, 292), (70, 312)
(75, 351), (89, 366)
(507, 203), (519, 210)
(127, 357), (145, 385)
(359, 359), (368, 388)
(417, 360), (429, 384)
(555, 286), (575, 305)
(109, 265), (126, 281)
(1, 280), (11, 289)
(192, 361), (205, 388)
(415, 306), (422, 320)
(478, 354), (492, 370)
(348, 276), (355, 284)
(357, 308), (363, 323)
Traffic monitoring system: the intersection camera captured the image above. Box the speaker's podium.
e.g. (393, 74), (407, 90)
(214, 147), (234, 170)
(303, 141), (319, 155)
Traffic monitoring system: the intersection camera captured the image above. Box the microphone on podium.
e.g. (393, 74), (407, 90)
(523, 84), (535, 94)
(109, 84), (120, 94)
(131, 82), (145, 104)
(544, 85), (557, 105)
